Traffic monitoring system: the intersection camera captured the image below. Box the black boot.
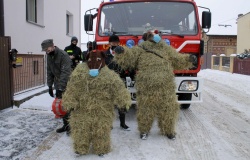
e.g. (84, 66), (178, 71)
(140, 133), (148, 140)
(98, 153), (104, 157)
(66, 125), (71, 135)
(56, 112), (70, 133)
(56, 125), (69, 133)
(166, 134), (176, 140)
(119, 111), (130, 131)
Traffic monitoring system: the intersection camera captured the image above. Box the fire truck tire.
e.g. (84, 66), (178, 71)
(181, 103), (191, 109)
(178, 93), (192, 109)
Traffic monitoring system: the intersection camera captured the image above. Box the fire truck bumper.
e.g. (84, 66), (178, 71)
(126, 76), (203, 104)
(175, 76), (203, 104)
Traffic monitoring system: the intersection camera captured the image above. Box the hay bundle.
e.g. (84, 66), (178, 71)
(62, 63), (131, 155)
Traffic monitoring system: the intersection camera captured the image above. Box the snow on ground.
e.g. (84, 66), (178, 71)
(1, 69), (250, 160)
(0, 108), (60, 160)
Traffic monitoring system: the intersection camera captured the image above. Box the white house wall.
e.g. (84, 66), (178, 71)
(4, 0), (81, 54)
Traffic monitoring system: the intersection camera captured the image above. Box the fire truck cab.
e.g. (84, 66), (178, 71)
(84, 0), (211, 109)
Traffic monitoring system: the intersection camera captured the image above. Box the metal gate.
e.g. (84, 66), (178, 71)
(13, 54), (45, 94)
(201, 52), (212, 69)
(0, 36), (13, 110)
(233, 58), (250, 75)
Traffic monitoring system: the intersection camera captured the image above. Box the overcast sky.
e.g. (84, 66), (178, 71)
(81, 0), (250, 42)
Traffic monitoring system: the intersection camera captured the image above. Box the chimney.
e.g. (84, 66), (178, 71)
(238, 14), (243, 18)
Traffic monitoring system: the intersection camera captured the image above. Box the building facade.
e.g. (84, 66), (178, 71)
(203, 34), (237, 56)
(4, 0), (81, 54)
(237, 12), (250, 54)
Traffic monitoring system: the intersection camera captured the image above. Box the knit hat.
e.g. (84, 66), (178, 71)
(109, 35), (119, 42)
(87, 41), (93, 46)
(71, 36), (78, 42)
(41, 39), (53, 51)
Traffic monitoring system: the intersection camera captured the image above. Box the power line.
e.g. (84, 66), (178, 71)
(211, 17), (237, 27)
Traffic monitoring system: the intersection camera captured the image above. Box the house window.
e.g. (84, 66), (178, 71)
(26, 0), (44, 27)
(66, 14), (70, 34)
(66, 11), (73, 35)
(26, 0), (37, 22)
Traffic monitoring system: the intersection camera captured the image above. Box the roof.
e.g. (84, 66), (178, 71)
(206, 21), (237, 36)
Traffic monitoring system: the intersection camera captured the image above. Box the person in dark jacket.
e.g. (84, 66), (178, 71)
(41, 39), (72, 134)
(105, 35), (134, 131)
(64, 36), (82, 69)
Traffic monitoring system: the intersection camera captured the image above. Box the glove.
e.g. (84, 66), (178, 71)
(48, 86), (54, 97)
(56, 90), (63, 99)
(189, 54), (197, 65)
(114, 46), (124, 54)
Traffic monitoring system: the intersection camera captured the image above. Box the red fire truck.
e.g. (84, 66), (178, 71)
(84, 0), (211, 109)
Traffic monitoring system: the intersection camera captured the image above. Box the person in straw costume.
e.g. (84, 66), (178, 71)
(113, 30), (197, 140)
(62, 50), (131, 156)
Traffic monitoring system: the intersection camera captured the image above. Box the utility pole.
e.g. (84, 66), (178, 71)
(0, 0), (4, 36)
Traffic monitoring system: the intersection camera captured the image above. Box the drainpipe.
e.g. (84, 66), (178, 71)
(0, 0), (4, 36)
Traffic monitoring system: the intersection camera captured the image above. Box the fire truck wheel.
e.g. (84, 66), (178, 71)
(181, 104), (191, 109)
(178, 93), (192, 109)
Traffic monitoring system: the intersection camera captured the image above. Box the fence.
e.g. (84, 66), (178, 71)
(233, 58), (250, 75)
(13, 54), (46, 95)
(211, 54), (234, 73)
(211, 54), (250, 75)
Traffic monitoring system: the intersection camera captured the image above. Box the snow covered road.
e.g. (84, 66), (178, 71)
(1, 69), (250, 160)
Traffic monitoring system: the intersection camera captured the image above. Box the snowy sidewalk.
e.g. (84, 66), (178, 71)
(13, 86), (49, 108)
(0, 107), (61, 160)
(1, 90), (61, 160)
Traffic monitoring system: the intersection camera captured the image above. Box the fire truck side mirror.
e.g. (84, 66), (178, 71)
(84, 14), (93, 31)
(202, 11), (211, 29)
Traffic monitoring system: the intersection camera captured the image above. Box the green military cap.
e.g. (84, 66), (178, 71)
(41, 39), (54, 51)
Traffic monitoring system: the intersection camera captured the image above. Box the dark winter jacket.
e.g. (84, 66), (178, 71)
(64, 44), (82, 68)
(104, 48), (135, 79)
(47, 46), (72, 91)
(82, 49), (91, 62)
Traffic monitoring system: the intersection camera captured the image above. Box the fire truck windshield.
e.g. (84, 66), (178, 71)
(98, 2), (198, 36)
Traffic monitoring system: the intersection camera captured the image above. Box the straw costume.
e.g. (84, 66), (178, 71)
(114, 31), (196, 140)
(62, 50), (131, 156)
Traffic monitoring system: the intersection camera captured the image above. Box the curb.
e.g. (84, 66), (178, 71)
(13, 89), (49, 107)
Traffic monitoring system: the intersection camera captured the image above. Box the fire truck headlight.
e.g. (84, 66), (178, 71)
(138, 39), (144, 45)
(179, 80), (198, 91)
(164, 39), (170, 45)
(126, 39), (135, 48)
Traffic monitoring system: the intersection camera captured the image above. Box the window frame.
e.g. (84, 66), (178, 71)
(66, 11), (73, 36)
(26, 0), (45, 27)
